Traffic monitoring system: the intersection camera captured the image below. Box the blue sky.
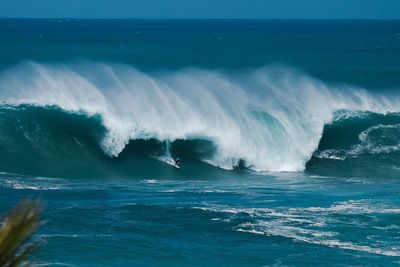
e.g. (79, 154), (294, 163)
(1, 0), (399, 19)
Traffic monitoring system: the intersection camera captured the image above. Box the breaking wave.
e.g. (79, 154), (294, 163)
(0, 61), (400, 177)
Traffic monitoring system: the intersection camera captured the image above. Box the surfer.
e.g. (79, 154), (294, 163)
(174, 158), (180, 167)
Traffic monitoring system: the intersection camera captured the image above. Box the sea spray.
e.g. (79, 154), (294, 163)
(0, 62), (400, 172)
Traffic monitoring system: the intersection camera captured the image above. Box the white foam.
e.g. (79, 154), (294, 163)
(297, 200), (400, 214)
(1, 62), (400, 171)
(238, 222), (400, 257)
(197, 202), (400, 256)
(3, 180), (62, 190)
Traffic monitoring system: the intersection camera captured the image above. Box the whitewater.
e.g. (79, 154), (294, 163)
(1, 61), (399, 172)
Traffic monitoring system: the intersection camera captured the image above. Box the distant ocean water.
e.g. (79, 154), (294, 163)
(1, 19), (400, 266)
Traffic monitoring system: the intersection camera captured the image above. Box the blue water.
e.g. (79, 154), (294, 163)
(1, 19), (400, 266)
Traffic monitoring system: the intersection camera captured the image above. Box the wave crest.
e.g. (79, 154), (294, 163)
(1, 61), (400, 172)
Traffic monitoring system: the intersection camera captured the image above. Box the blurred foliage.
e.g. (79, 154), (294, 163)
(0, 200), (41, 267)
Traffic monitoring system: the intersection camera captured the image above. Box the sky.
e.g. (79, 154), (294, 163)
(1, 0), (400, 19)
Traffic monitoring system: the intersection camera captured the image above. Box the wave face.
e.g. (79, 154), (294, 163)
(1, 62), (400, 176)
(307, 112), (400, 177)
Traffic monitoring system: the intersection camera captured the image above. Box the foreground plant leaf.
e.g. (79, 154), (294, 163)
(0, 200), (41, 267)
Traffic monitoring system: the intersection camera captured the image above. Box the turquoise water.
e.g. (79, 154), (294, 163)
(1, 19), (400, 266)
(1, 174), (400, 266)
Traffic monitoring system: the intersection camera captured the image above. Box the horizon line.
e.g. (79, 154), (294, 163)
(1, 17), (400, 21)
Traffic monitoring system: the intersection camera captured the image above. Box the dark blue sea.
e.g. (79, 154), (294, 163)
(1, 19), (400, 266)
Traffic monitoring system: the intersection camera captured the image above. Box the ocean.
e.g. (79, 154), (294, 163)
(0, 19), (400, 266)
